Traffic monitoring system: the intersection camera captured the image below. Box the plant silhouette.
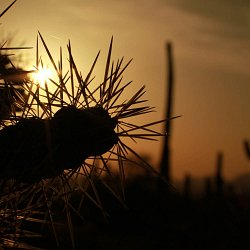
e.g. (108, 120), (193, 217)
(0, 29), (168, 248)
(0, 105), (118, 182)
(0, 3), (172, 249)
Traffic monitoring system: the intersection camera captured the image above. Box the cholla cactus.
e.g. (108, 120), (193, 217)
(0, 2), (170, 249)
(0, 30), (168, 248)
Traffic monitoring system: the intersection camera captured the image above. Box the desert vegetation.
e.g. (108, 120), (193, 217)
(0, 1), (250, 250)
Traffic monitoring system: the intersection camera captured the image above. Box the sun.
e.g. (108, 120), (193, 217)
(33, 66), (52, 87)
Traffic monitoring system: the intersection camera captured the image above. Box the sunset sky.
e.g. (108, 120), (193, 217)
(1, 0), (250, 181)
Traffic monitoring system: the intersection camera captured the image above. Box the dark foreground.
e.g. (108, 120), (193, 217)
(22, 175), (250, 250)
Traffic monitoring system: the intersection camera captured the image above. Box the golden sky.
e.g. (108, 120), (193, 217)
(1, 0), (250, 180)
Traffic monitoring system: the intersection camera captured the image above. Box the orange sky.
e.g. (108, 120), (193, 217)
(1, 0), (250, 181)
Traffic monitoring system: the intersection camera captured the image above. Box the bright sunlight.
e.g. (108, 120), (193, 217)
(32, 66), (52, 87)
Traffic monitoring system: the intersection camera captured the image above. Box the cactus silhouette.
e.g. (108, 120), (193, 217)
(243, 140), (250, 160)
(0, 105), (118, 182)
(160, 42), (174, 182)
(0, 30), (166, 248)
(0, 3), (167, 248)
(215, 152), (224, 196)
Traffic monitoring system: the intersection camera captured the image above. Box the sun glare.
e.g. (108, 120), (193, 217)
(33, 66), (52, 87)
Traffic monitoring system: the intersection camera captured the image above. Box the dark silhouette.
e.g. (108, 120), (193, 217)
(215, 152), (224, 196)
(0, 0), (16, 18)
(183, 173), (191, 198)
(0, 54), (29, 120)
(160, 42), (174, 182)
(204, 176), (212, 197)
(243, 139), (250, 159)
(0, 106), (118, 182)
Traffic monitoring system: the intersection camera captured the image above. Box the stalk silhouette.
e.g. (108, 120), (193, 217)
(215, 152), (224, 196)
(160, 42), (174, 182)
(243, 140), (250, 159)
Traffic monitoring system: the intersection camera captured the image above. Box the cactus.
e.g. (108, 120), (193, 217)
(0, 15), (166, 250)
(215, 152), (224, 196)
(243, 140), (250, 160)
(160, 42), (174, 182)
